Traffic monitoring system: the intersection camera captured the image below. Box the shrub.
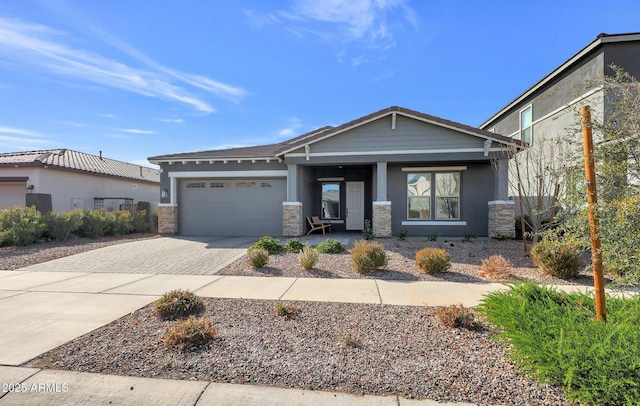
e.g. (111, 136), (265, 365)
(436, 305), (481, 330)
(316, 238), (345, 254)
(247, 248), (269, 268)
(392, 229), (408, 241)
(299, 244), (318, 270)
(131, 209), (150, 233)
(0, 205), (45, 246)
(339, 330), (360, 348)
(248, 236), (284, 254)
(151, 209), (159, 231)
(426, 232), (439, 241)
(163, 315), (216, 350)
(79, 209), (113, 238)
(463, 231), (478, 241)
(416, 247), (451, 274)
(111, 210), (134, 236)
(478, 282), (640, 405)
(284, 238), (304, 253)
(531, 240), (582, 279)
(274, 303), (298, 319)
(479, 254), (512, 280)
(350, 240), (387, 273)
(155, 289), (205, 320)
(42, 210), (84, 241)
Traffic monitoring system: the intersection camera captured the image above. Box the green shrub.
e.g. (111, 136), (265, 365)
(0, 205), (45, 246)
(416, 247), (451, 274)
(436, 305), (480, 330)
(531, 240), (582, 278)
(79, 209), (113, 238)
(163, 315), (216, 350)
(350, 240), (387, 273)
(137, 201), (151, 213)
(478, 282), (640, 405)
(299, 244), (318, 270)
(155, 289), (205, 320)
(131, 209), (150, 233)
(284, 238), (304, 253)
(42, 210), (84, 241)
(274, 303), (298, 319)
(151, 209), (159, 231)
(392, 229), (408, 241)
(111, 210), (134, 236)
(316, 238), (345, 254)
(248, 236), (284, 254)
(463, 231), (478, 241)
(426, 232), (439, 241)
(247, 248), (269, 268)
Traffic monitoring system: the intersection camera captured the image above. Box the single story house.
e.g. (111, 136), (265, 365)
(0, 149), (160, 213)
(148, 106), (519, 237)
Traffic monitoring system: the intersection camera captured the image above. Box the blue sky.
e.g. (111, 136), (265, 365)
(1, 1), (639, 167)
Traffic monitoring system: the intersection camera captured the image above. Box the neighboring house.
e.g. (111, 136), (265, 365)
(0, 149), (160, 213)
(480, 32), (640, 148)
(148, 106), (519, 238)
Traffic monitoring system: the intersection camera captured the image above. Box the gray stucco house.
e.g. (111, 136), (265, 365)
(480, 32), (640, 147)
(148, 106), (517, 237)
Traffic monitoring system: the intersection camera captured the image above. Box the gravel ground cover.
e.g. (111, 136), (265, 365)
(0, 234), (159, 270)
(219, 237), (612, 286)
(26, 298), (573, 405)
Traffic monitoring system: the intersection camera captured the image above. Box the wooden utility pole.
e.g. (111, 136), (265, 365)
(581, 105), (607, 322)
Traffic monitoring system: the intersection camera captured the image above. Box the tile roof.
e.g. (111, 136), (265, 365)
(148, 106), (518, 163)
(0, 149), (160, 183)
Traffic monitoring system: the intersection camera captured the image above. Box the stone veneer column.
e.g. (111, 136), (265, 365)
(488, 200), (515, 238)
(283, 202), (303, 236)
(372, 201), (392, 237)
(158, 204), (178, 234)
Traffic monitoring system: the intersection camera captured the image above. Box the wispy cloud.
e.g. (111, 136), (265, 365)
(277, 117), (303, 137)
(275, 0), (417, 50)
(0, 125), (51, 149)
(0, 17), (247, 113)
(159, 118), (184, 124)
(119, 128), (156, 135)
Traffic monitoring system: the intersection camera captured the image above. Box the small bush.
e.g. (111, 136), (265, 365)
(339, 330), (360, 348)
(479, 254), (512, 280)
(299, 244), (318, 270)
(274, 303), (298, 319)
(248, 236), (284, 254)
(0, 205), (45, 246)
(155, 289), (205, 320)
(79, 209), (113, 238)
(163, 315), (216, 350)
(531, 240), (582, 279)
(427, 232), (439, 241)
(350, 240), (387, 273)
(111, 210), (134, 236)
(284, 238), (304, 253)
(42, 210), (84, 241)
(248, 248), (269, 268)
(436, 305), (481, 330)
(316, 238), (345, 254)
(131, 209), (150, 233)
(392, 229), (408, 241)
(463, 231), (478, 242)
(416, 247), (451, 274)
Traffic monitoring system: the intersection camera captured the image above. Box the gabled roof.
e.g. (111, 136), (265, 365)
(0, 149), (160, 183)
(480, 32), (640, 129)
(148, 106), (517, 164)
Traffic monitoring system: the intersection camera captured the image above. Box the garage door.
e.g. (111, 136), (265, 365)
(0, 182), (26, 209)
(179, 179), (286, 236)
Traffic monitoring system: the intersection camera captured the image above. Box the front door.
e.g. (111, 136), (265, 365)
(346, 181), (365, 230)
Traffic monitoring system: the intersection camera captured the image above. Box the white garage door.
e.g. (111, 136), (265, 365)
(179, 179), (286, 236)
(0, 182), (26, 209)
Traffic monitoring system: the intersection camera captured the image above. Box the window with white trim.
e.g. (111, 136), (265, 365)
(321, 182), (340, 219)
(520, 105), (533, 143)
(407, 172), (460, 220)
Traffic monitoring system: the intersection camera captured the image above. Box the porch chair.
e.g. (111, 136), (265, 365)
(306, 216), (332, 235)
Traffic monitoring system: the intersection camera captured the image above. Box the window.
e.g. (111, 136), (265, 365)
(186, 182), (205, 188)
(435, 173), (460, 219)
(210, 182), (230, 188)
(407, 173), (431, 219)
(520, 105), (533, 143)
(321, 182), (340, 219)
(260, 181), (283, 188)
(235, 181), (256, 188)
(407, 172), (461, 220)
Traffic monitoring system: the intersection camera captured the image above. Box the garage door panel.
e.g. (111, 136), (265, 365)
(180, 179), (286, 236)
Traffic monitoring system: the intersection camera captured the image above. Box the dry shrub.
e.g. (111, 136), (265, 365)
(155, 289), (205, 320)
(247, 248), (269, 268)
(163, 315), (216, 350)
(299, 244), (318, 270)
(436, 305), (480, 330)
(350, 240), (387, 273)
(274, 303), (298, 319)
(416, 247), (451, 274)
(479, 254), (512, 280)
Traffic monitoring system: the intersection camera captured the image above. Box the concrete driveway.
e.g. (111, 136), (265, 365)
(17, 236), (256, 275)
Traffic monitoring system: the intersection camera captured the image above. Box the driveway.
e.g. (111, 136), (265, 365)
(17, 236), (256, 275)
